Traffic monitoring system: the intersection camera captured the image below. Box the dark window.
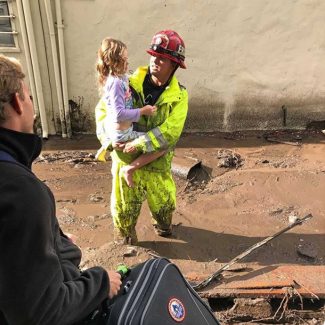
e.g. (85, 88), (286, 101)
(0, 1), (15, 47)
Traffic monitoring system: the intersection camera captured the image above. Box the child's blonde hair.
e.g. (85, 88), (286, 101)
(96, 37), (127, 87)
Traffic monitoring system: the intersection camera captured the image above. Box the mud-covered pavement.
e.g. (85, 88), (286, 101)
(35, 130), (325, 323)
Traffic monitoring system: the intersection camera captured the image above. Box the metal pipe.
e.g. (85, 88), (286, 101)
(0, 14), (16, 18)
(0, 31), (18, 34)
(171, 155), (202, 180)
(44, 0), (67, 137)
(282, 105), (287, 127)
(55, 0), (72, 138)
(16, 0), (40, 128)
(21, 0), (49, 138)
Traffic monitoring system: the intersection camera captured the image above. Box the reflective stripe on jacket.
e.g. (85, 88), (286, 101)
(98, 66), (188, 172)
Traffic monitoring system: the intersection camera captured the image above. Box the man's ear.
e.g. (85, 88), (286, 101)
(11, 92), (23, 115)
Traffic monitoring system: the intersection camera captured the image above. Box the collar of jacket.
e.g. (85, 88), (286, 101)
(0, 127), (42, 169)
(129, 66), (183, 105)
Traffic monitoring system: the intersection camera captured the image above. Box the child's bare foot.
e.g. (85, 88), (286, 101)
(121, 166), (134, 187)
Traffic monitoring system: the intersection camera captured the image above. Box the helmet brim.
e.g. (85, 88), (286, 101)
(146, 49), (186, 69)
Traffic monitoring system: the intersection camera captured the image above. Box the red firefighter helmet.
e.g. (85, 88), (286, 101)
(147, 30), (186, 69)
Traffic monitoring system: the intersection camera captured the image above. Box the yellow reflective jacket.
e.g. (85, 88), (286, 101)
(97, 66), (188, 172)
(95, 97), (110, 149)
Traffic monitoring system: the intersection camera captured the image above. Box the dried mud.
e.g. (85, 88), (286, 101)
(34, 130), (325, 323)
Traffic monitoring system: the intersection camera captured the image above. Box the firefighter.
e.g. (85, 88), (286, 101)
(97, 30), (188, 245)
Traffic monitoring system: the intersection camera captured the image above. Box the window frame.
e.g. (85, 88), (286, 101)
(0, 0), (20, 52)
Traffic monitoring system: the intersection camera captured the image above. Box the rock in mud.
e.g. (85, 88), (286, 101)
(123, 247), (137, 257)
(89, 194), (104, 203)
(297, 242), (318, 260)
(216, 149), (244, 169)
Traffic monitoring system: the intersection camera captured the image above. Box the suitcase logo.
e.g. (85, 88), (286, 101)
(168, 298), (186, 322)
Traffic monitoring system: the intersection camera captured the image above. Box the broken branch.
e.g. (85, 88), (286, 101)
(193, 214), (313, 291)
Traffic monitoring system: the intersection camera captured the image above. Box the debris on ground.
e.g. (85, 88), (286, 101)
(228, 298), (273, 321)
(193, 214), (313, 291)
(181, 178), (209, 197)
(264, 136), (302, 146)
(269, 206), (295, 217)
(35, 151), (96, 164)
(288, 214), (298, 224)
(80, 242), (152, 271)
(216, 149), (244, 169)
(36, 131), (325, 324)
(86, 215), (100, 223)
(268, 206), (299, 224)
(56, 198), (77, 204)
(214, 295), (325, 324)
(88, 194), (104, 203)
(207, 177), (243, 194)
(256, 156), (299, 168)
(123, 246), (138, 257)
(263, 130), (304, 146)
(57, 207), (77, 225)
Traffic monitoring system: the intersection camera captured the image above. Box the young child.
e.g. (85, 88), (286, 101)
(95, 37), (165, 187)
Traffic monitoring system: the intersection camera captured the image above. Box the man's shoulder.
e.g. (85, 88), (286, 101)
(169, 75), (186, 90)
(131, 66), (148, 77)
(129, 66), (148, 86)
(0, 162), (39, 187)
(0, 160), (30, 173)
(168, 76), (187, 96)
(0, 168), (52, 212)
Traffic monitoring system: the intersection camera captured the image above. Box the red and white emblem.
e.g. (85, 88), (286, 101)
(168, 297), (186, 322)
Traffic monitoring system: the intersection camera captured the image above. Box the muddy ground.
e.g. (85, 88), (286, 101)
(35, 130), (325, 324)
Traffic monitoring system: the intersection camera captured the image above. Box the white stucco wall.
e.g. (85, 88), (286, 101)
(59, 0), (325, 132)
(4, 0), (325, 133)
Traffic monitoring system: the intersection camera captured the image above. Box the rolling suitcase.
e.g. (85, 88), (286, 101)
(107, 257), (219, 324)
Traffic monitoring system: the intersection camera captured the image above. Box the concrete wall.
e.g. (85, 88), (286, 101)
(185, 0), (325, 131)
(4, 0), (325, 133)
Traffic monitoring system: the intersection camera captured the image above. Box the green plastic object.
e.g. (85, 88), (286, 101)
(117, 264), (129, 276)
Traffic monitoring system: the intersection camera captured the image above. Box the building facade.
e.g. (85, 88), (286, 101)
(1, 0), (325, 137)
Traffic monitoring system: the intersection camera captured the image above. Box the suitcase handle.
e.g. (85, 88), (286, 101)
(116, 264), (130, 279)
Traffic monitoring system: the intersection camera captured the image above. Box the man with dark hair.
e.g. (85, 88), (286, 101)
(0, 54), (121, 324)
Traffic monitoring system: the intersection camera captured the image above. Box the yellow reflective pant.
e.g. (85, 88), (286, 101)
(110, 159), (176, 237)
